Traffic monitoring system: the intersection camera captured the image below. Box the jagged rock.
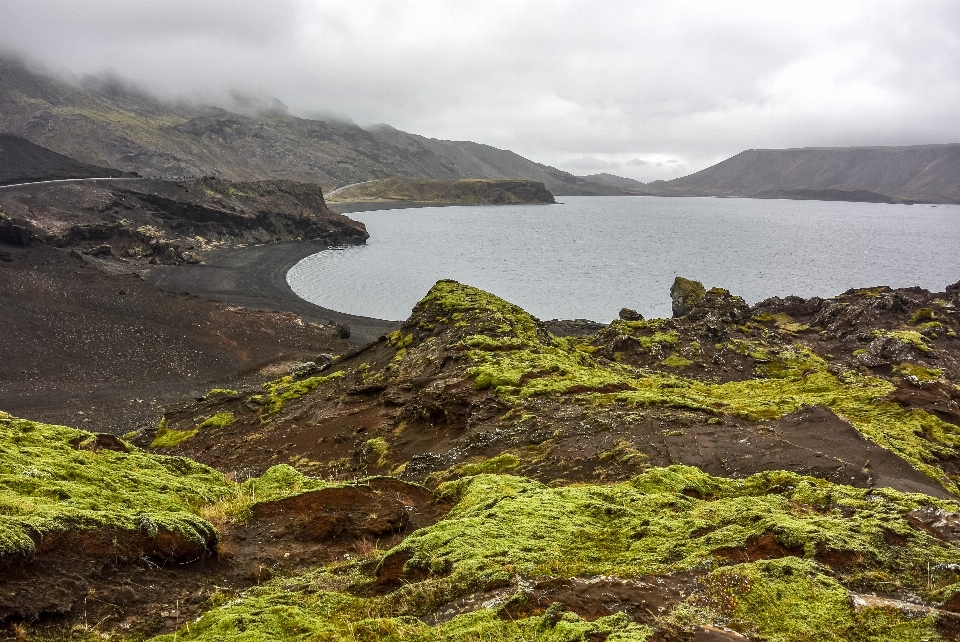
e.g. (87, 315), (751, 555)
(618, 307), (643, 321)
(544, 318), (607, 337)
(671, 276), (705, 317)
(906, 507), (960, 541)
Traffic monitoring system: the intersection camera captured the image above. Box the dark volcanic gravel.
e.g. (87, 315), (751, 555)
(0, 244), (353, 434)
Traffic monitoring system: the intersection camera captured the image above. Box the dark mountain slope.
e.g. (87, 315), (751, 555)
(0, 133), (133, 185)
(367, 124), (627, 195)
(577, 172), (651, 193)
(646, 145), (960, 203)
(0, 57), (620, 195)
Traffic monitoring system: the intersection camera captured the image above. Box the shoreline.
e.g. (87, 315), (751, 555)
(145, 200), (458, 345)
(147, 239), (401, 346)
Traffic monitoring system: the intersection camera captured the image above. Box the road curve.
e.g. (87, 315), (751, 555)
(0, 177), (148, 190)
(326, 179), (378, 196)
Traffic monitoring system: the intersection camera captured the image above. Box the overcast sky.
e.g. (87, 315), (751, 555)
(2, 0), (959, 181)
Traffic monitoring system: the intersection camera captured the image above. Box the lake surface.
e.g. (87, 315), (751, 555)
(288, 196), (960, 322)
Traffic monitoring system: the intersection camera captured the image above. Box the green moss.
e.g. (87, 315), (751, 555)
(894, 362), (944, 383)
(873, 329), (933, 354)
(911, 308), (936, 325)
(755, 312), (810, 333)
(427, 453), (522, 485)
(419, 280), (542, 346)
(408, 282), (960, 493)
(259, 371), (345, 416)
(152, 467), (959, 642)
(364, 437), (391, 467)
(598, 440), (649, 467)
(671, 277), (706, 313)
(150, 416), (198, 448)
(423, 469), (950, 582)
(198, 411), (235, 430)
(703, 558), (943, 641)
(153, 582), (653, 641)
(661, 354), (694, 368)
(151, 412), (235, 448)
(0, 414), (231, 556)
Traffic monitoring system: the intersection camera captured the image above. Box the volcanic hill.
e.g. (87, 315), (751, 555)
(4, 273), (960, 640)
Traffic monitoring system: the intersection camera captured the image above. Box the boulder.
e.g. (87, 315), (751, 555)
(670, 277), (706, 317)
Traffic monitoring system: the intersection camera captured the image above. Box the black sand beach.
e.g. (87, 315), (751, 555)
(143, 200), (432, 346)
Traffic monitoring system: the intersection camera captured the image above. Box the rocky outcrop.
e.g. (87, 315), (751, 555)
(670, 276), (706, 317)
(0, 177), (368, 263)
(327, 177), (556, 206)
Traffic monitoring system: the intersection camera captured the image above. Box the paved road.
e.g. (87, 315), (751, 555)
(326, 179), (378, 196)
(0, 177), (146, 190)
(0, 176), (199, 190)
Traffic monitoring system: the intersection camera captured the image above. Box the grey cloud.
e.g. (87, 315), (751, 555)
(1, 0), (959, 181)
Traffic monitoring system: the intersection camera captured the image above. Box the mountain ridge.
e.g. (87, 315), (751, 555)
(642, 144), (960, 203)
(0, 56), (622, 196)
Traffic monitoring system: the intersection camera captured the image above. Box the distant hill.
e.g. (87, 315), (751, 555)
(644, 146), (960, 204)
(0, 56), (622, 196)
(326, 177), (556, 206)
(577, 172), (651, 194)
(0, 134), (134, 185)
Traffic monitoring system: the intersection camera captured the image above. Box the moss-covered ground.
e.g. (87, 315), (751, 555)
(8, 279), (960, 640)
(0, 412), (230, 555)
(152, 467), (960, 641)
(421, 282), (960, 495)
(0, 414), (342, 556)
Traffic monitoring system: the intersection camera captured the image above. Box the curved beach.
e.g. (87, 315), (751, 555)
(145, 202), (425, 345)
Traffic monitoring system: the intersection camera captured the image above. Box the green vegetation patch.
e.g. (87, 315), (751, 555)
(427, 281), (960, 493)
(327, 177), (549, 206)
(702, 558), (943, 641)
(0, 414), (231, 556)
(894, 362), (945, 383)
(252, 371), (345, 416)
(418, 279), (543, 345)
(872, 329), (933, 354)
(151, 411), (235, 448)
(154, 580), (653, 641)
(401, 468), (957, 584)
(753, 312), (809, 333)
(661, 354), (694, 368)
(153, 467), (960, 642)
(426, 452), (522, 485)
(911, 308), (936, 325)
(202, 464), (337, 522)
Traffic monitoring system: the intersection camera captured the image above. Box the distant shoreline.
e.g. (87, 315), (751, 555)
(145, 200), (472, 345)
